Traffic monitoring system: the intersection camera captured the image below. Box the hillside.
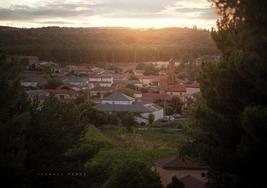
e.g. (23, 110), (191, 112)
(0, 26), (218, 64)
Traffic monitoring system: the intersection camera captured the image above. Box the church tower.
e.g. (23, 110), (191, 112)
(167, 58), (176, 85)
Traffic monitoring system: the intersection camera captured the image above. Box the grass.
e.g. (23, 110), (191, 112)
(83, 124), (112, 147)
(89, 148), (176, 169)
(84, 123), (191, 174)
(150, 119), (189, 129)
(138, 129), (190, 148)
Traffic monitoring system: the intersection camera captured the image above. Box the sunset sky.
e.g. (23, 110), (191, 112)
(0, 0), (218, 29)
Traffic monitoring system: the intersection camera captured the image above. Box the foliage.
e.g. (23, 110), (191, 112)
(83, 125), (112, 148)
(148, 114), (155, 124)
(103, 160), (162, 188)
(80, 107), (109, 127)
(88, 148), (175, 171)
(166, 176), (185, 188)
(128, 74), (138, 80)
(0, 54), (31, 186)
(44, 76), (63, 89)
(185, 1), (267, 188)
(165, 97), (183, 115)
(143, 64), (159, 75)
(0, 27), (218, 64)
(150, 120), (188, 129)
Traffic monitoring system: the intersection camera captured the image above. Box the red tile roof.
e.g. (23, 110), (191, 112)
(138, 75), (167, 81)
(185, 82), (200, 88)
(141, 93), (172, 102)
(156, 155), (207, 170)
(166, 85), (186, 92)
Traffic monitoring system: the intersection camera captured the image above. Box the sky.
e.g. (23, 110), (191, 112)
(0, 0), (218, 29)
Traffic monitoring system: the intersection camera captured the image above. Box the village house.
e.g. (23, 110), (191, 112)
(89, 81), (113, 88)
(26, 90), (47, 102)
(20, 71), (47, 89)
(95, 92), (164, 123)
(89, 75), (114, 83)
(88, 86), (114, 99)
(26, 87), (82, 102)
(102, 92), (135, 105)
(165, 85), (187, 102)
(44, 89), (80, 100)
(138, 75), (168, 88)
(138, 93), (172, 103)
(133, 91), (142, 99)
(185, 82), (201, 96)
(39, 61), (60, 73)
(63, 75), (89, 87)
(133, 69), (145, 76)
(156, 155), (207, 187)
(91, 67), (105, 75)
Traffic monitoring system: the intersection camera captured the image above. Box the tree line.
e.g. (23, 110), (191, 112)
(0, 27), (219, 64)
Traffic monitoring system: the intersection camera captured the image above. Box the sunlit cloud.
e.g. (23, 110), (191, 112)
(0, 0), (218, 29)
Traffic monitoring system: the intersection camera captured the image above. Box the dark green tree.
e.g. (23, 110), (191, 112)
(26, 96), (87, 187)
(0, 54), (31, 187)
(103, 160), (162, 188)
(148, 113), (155, 124)
(44, 77), (63, 89)
(166, 176), (185, 188)
(186, 1), (267, 188)
(166, 97), (183, 115)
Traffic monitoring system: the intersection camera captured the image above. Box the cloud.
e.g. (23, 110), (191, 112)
(0, 1), (96, 21)
(0, 0), (217, 28)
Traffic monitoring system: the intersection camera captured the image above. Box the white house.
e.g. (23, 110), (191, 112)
(95, 92), (164, 124)
(63, 76), (89, 87)
(102, 92), (135, 105)
(89, 75), (114, 83)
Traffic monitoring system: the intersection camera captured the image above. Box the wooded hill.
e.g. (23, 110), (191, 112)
(0, 26), (218, 64)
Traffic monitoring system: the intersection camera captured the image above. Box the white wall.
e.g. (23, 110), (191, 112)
(186, 87), (200, 96)
(102, 100), (133, 105)
(141, 109), (164, 121)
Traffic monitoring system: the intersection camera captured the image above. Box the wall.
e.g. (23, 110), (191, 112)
(156, 167), (207, 186)
(142, 109), (164, 121)
(102, 100), (133, 105)
(186, 87), (200, 96)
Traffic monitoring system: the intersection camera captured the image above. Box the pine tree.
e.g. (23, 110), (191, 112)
(187, 1), (267, 188)
(0, 54), (31, 187)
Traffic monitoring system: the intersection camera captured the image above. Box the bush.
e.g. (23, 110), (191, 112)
(103, 160), (162, 188)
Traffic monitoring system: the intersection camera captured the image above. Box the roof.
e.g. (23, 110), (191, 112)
(26, 90), (46, 95)
(141, 93), (172, 102)
(95, 103), (150, 113)
(103, 92), (134, 102)
(89, 86), (112, 92)
(166, 85), (186, 92)
(90, 75), (113, 79)
(138, 75), (166, 81)
(63, 76), (87, 83)
(180, 175), (205, 188)
(156, 155), (207, 170)
(185, 82), (200, 88)
(95, 103), (162, 113)
(44, 89), (75, 95)
(134, 70), (145, 73)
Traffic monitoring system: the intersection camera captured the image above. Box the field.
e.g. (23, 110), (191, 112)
(84, 120), (192, 171)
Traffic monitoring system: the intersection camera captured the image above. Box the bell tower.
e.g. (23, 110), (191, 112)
(167, 58), (176, 85)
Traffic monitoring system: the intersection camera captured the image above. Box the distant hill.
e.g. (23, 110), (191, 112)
(0, 26), (219, 64)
